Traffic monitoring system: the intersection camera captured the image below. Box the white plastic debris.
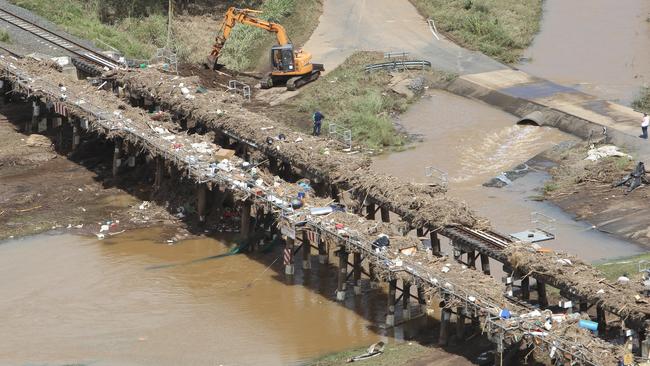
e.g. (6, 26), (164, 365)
(556, 258), (573, 266)
(139, 201), (151, 210)
(617, 275), (630, 285)
(96, 233), (105, 240)
(441, 266), (450, 273)
(100, 224), (110, 232)
(585, 145), (632, 161)
(596, 289), (605, 295)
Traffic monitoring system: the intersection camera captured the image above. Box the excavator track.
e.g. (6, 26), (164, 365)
(286, 69), (321, 91)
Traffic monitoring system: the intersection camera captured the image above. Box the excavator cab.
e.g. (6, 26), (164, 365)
(270, 45), (295, 72)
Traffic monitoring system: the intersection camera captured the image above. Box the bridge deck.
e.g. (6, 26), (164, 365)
(0, 56), (632, 365)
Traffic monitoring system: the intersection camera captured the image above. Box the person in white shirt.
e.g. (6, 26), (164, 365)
(641, 113), (649, 139)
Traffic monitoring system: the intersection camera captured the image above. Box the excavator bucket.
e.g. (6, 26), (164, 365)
(206, 36), (226, 70)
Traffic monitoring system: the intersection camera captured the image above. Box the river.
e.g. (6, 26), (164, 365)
(518, 0), (650, 105)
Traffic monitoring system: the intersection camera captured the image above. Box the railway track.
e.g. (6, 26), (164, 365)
(443, 226), (512, 260)
(0, 7), (121, 71)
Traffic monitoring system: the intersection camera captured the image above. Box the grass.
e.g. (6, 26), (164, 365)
(408, 0), (543, 64)
(0, 29), (11, 43)
(283, 52), (455, 149)
(9, 0), (167, 60)
(632, 86), (650, 113)
(307, 341), (433, 366)
(594, 252), (650, 282)
(218, 0), (322, 71)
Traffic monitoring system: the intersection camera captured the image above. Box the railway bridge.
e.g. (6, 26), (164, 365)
(0, 6), (648, 365)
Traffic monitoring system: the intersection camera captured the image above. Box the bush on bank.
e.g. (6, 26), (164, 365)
(409, 0), (543, 64)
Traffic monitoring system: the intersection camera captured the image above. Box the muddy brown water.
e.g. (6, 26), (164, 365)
(374, 91), (646, 261)
(0, 227), (437, 366)
(519, 0), (650, 105)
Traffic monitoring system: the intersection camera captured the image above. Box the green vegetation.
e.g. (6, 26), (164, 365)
(595, 252), (650, 282)
(409, 0), (543, 64)
(8, 0), (321, 68)
(632, 86), (650, 113)
(0, 29), (11, 43)
(308, 342), (433, 366)
(219, 0), (321, 71)
(286, 52), (455, 149)
(10, 0), (167, 60)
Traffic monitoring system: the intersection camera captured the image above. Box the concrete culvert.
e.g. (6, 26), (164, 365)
(517, 110), (544, 126)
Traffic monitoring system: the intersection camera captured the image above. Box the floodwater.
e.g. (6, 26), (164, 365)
(0, 228), (403, 366)
(374, 91), (646, 261)
(518, 0), (650, 105)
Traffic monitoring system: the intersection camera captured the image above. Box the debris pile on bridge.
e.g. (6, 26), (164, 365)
(109, 68), (485, 230)
(506, 243), (650, 328)
(0, 56), (631, 365)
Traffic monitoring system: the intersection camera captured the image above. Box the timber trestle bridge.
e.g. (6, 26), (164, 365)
(1, 54), (648, 366)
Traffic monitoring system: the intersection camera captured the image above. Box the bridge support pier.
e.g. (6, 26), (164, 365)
(317, 234), (328, 264)
(72, 123), (80, 150)
(336, 247), (348, 301)
(480, 254), (491, 275)
(455, 306), (466, 341)
(536, 280), (548, 307)
(153, 157), (164, 191)
(284, 237), (295, 276)
(402, 282), (411, 320)
(197, 184), (207, 223)
(353, 252), (362, 295)
(521, 276), (530, 301)
(380, 206), (390, 223)
(467, 250), (476, 269)
(597, 305), (606, 336)
(27, 100), (39, 133)
(366, 202), (376, 220)
(112, 139), (122, 177)
(417, 286), (427, 314)
(439, 305), (451, 346)
(301, 231), (311, 270)
(430, 232), (441, 256)
(240, 200), (252, 242)
(386, 279), (397, 327)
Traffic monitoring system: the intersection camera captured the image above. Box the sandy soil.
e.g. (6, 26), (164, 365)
(542, 142), (650, 249)
(0, 101), (178, 240)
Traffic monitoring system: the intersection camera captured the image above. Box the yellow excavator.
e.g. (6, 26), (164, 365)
(207, 7), (324, 91)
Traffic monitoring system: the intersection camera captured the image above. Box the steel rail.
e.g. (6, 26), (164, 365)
(0, 7), (120, 69)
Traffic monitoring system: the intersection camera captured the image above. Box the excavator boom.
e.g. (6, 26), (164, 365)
(208, 7), (290, 69)
(207, 7), (323, 90)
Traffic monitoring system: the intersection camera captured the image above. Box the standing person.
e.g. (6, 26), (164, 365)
(312, 110), (324, 136)
(641, 113), (649, 139)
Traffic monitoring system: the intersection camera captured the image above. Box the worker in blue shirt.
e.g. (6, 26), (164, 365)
(312, 111), (324, 136)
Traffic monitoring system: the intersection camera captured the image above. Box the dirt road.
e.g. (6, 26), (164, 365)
(303, 0), (505, 74)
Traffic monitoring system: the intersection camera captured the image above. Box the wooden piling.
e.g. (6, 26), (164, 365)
(597, 305), (606, 336)
(537, 280), (548, 307)
(430, 232), (441, 256)
(285, 237), (295, 276)
(480, 254), (491, 275)
(154, 157), (164, 191)
(112, 139), (122, 177)
(521, 276), (530, 301)
(317, 233), (328, 264)
(455, 306), (466, 341)
(417, 286), (427, 314)
(336, 247), (348, 301)
(197, 184), (207, 223)
(468, 250), (476, 269)
(72, 124), (80, 150)
(301, 230), (311, 270)
(380, 206), (390, 223)
(439, 304), (452, 345)
(402, 281), (411, 320)
(240, 200), (252, 242)
(386, 279), (397, 326)
(353, 252), (362, 295)
(366, 202), (376, 220)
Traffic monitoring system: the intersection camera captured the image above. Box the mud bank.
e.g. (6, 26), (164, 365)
(542, 141), (650, 249)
